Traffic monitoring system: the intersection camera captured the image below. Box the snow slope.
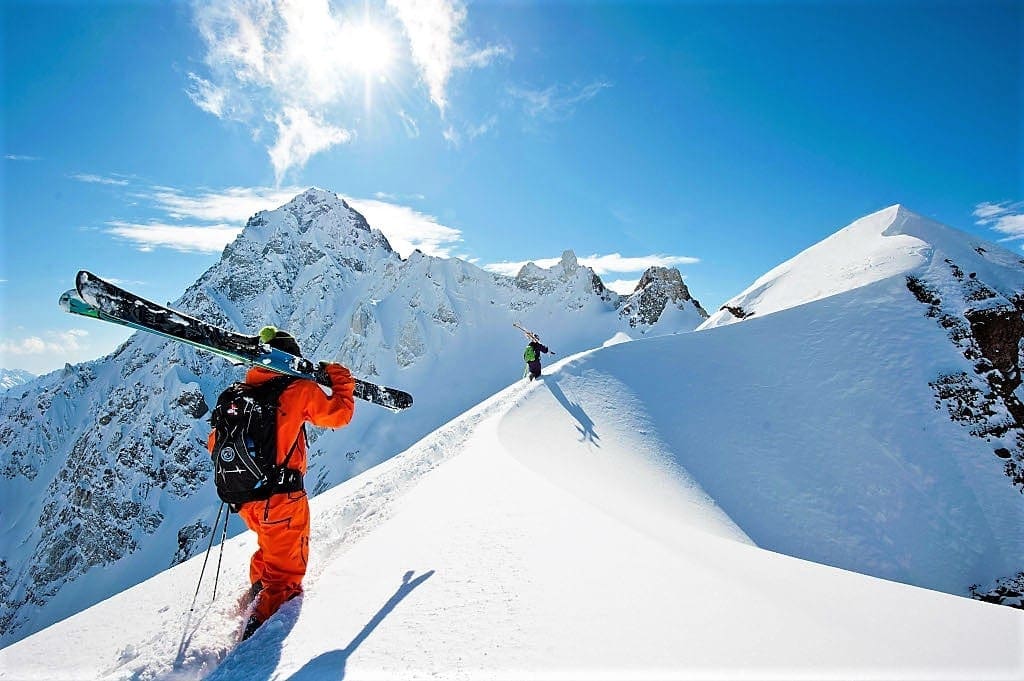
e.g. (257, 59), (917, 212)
(2, 335), (1022, 680)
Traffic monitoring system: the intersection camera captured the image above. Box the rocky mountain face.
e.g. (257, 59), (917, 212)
(0, 188), (706, 646)
(619, 266), (708, 327)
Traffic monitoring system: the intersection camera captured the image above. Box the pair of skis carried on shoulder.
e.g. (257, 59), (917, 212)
(60, 271), (413, 412)
(513, 322), (554, 353)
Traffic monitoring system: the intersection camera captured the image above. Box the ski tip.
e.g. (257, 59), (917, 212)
(58, 289), (78, 312)
(75, 270), (93, 295)
(59, 289), (99, 318)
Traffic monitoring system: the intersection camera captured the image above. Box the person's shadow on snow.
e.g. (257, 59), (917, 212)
(545, 378), (600, 447)
(284, 569), (435, 681)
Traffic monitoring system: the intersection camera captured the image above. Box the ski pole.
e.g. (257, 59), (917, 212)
(188, 502), (225, 612)
(211, 504), (230, 601)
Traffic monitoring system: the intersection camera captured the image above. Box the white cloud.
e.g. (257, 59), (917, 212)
(485, 252), (699, 277)
(106, 183), (459, 258)
(0, 329), (88, 356)
(582, 253), (700, 273)
(387, 0), (460, 113)
(442, 125), (461, 146)
(190, 0), (373, 181)
(71, 173), (130, 186)
(467, 115), (497, 140)
(374, 191), (425, 201)
(605, 279), (640, 295)
(189, 0), (504, 179)
(268, 107), (353, 184)
(974, 201), (1024, 241)
(138, 185), (306, 222)
(509, 80), (612, 120)
(398, 110), (420, 138)
(105, 221), (241, 254)
(345, 197), (461, 258)
(186, 73), (231, 118)
(4, 154), (41, 161)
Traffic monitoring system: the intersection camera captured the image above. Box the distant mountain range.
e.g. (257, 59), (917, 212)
(0, 370), (34, 392)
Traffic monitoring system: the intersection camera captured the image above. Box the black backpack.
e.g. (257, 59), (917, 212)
(209, 376), (304, 506)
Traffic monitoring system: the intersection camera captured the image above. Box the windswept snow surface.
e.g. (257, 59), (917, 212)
(3, 333), (1022, 680)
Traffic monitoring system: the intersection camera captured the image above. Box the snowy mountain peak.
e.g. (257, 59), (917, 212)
(701, 205), (1024, 329)
(558, 249), (579, 273)
(513, 250), (594, 294)
(635, 265), (687, 294)
(239, 186), (384, 252)
(619, 266), (709, 327)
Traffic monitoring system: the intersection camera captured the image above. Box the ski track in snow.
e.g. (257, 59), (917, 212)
(85, 362), (561, 681)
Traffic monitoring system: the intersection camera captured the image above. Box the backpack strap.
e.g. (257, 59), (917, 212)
(250, 376), (305, 496)
(262, 376), (301, 489)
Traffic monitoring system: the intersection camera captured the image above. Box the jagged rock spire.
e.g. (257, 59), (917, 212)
(620, 266), (708, 327)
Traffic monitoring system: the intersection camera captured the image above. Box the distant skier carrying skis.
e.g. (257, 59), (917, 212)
(207, 327), (355, 641)
(516, 323), (552, 381)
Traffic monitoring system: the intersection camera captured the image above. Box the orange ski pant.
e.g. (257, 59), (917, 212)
(238, 490), (310, 623)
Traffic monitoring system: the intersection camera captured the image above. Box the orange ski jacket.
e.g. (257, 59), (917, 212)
(206, 363), (355, 474)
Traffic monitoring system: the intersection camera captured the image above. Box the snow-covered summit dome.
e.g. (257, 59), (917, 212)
(701, 205), (1024, 329)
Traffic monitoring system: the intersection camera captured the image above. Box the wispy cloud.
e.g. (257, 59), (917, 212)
(386, 0), (507, 115)
(268, 107), (353, 183)
(485, 252), (699, 277)
(439, 110), (500, 148)
(188, 0), (505, 182)
(605, 279), (640, 295)
(137, 185), (306, 222)
(345, 197), (461, 258)
(80, 174), (462, 258)
(509, 80), (612, 120)
(100, 182), (459, 258)
(974, 201), (1024, 241)
(4, 154), (41, 161)
(186, 73), (232, 118)
(374, 191), (425, 201)
(71, 173), (130, 186)
(105, 221), (241, 253)
(468, 115), (498, 140)
(0, 329), (88, 356)
(398, 110), (421, 138)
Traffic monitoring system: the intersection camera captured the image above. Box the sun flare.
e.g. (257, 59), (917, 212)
(340, 20), (396, 78)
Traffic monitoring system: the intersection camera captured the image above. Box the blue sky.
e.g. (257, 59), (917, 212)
(2, 0), (1020, 375)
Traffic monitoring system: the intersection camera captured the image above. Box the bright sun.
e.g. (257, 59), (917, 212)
(340, 20), (395, 78)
